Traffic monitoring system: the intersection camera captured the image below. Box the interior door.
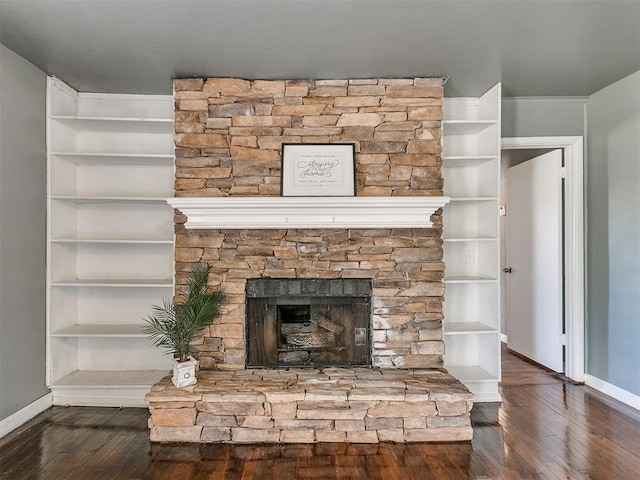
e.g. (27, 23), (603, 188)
(506, 150), (564, 372)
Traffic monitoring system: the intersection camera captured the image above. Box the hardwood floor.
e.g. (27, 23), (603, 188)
(2, 348), (640, 479)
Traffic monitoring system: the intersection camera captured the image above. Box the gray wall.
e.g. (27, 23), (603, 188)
(502, 97), (586, 138)
(586, 70), (640, 396)
(0, 45), (49, 420)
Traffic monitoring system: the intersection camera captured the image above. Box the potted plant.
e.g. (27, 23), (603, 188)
(144, 262), (226, 387)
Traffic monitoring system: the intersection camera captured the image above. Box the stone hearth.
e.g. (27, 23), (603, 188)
(146, 368), (473, 443)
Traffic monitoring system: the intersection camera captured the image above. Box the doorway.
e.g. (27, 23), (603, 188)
(501, 137), (585, 382)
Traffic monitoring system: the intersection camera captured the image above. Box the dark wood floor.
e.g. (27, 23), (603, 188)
(2, 347), (640, 479)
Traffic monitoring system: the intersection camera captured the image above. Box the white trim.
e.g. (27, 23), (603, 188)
(51, 388), (151, 408)
(501, 136), (585, 383)
(48, 76), (78, 101)
(45, 77), (58, 387)
(585, 375), (640, 411)
(473, 393), (503, 403)
(167, 196), (450, 229)
(500, 333), (508, 344)
(0, 393), (53, 438)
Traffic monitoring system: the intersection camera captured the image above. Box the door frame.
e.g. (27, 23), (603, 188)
(501, 136), (585, 383)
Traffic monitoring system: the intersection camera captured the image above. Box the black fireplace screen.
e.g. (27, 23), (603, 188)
(245, 279), (371, 368)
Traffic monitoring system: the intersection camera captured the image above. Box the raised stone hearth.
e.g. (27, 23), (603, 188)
(146, 368), (473, 443)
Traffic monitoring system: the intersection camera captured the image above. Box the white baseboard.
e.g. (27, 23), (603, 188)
(585, 374), (640, 411)
(500, 334), (508, 344)
(0, 392), (53, 438)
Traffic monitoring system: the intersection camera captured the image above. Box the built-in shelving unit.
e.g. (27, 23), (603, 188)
(442, 84), (502, 403)
(46, 77), (174, 406)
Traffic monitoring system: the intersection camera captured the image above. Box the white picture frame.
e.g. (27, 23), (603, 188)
(281, 143), (356, 197)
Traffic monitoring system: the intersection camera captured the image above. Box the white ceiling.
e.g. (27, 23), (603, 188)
(1, 0), (639, 97)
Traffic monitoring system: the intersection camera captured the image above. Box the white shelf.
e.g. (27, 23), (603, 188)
(51, 152), (174, 163)
(48, 115), (174, 155)
(448, 196), (498, 203)
(443, 155), (497, 167)
(51, 238), (173, 245)
(444, 276), (497, 284)
(51, 115), (173, 122)
(51, 278), (173, 287)
(49, 370), (170, 407)
(443, 282), (498, 331)
(51, 195), (170, 203)
(443, 200), (498, 239)
(444, 365), (501, 403)
(51, 324), (149, 337)
(50, 115), (173, 133)
(51, 370), (168, 387)
(445, 365), (497, 383)
(49, 200), (173, 241)
(46, 78), (174, 406)
(443, 237), (496, 242)
(49, 152), (174, 198)
(442, 120), (497, 135)
(444, 322), (498, 335)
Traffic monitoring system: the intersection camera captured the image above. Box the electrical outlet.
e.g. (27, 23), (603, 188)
(465, 250), (475, 264)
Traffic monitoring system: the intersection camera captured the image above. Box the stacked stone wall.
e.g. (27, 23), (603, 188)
(171, 78), (446, 370)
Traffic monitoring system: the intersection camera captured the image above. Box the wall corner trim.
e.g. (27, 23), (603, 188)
(585, 374), (640, 411)
(0, 392), (53, 438)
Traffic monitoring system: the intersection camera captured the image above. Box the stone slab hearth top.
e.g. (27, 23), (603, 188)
(146, 367), (474, 403)
(146, 368), (474, 443)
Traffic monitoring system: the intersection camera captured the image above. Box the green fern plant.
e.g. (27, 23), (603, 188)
(144, 263), (226, 363)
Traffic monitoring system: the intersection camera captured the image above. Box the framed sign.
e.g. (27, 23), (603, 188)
(281, 143), (356, 197)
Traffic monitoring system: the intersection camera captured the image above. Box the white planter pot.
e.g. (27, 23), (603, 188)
(171, 356), (197, 388)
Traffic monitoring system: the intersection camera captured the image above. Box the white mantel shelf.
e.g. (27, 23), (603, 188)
(167, 196), (450, 229)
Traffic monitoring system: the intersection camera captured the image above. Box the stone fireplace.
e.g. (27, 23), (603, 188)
(146, 77), (475, 444)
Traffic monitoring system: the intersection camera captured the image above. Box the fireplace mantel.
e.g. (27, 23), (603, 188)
(166, 196), (450, 229)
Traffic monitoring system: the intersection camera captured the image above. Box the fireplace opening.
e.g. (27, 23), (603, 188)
(246, 279), (371, 368)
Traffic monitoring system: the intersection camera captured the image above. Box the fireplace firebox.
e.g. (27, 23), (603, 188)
(246, 279), (371, 368)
